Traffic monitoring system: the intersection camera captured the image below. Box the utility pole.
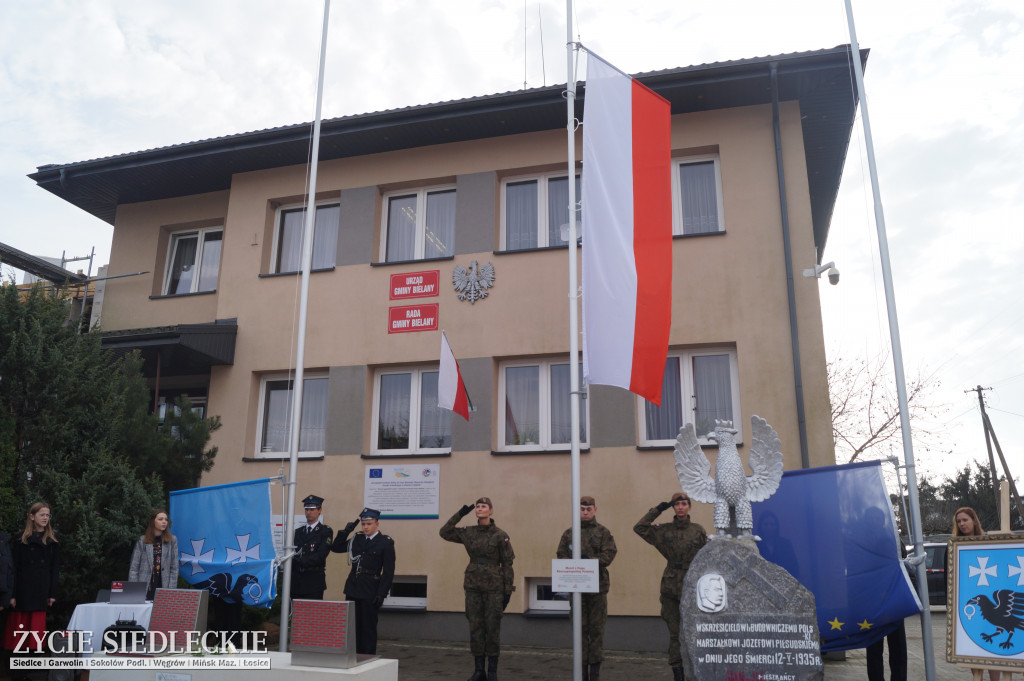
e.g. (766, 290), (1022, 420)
(967, 385), (1000, 511)
(966, 385), (1024, 529)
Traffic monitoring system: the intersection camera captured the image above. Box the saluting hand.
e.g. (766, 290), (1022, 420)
(344, 518), (359, 534)
(656, 500), (672, 512)
(458, 503), (474, 518)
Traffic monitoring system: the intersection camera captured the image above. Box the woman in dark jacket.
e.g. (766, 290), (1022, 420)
(2, 502), (60, 651)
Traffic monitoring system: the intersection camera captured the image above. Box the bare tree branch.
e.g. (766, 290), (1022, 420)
(828, 352), (951, 465)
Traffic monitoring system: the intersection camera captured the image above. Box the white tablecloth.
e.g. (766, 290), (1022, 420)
(66, 602), (153, 653)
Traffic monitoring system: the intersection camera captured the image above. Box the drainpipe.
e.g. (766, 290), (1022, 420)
(770, 61), (810, 468)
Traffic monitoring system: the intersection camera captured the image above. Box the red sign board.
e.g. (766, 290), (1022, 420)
(390, 270), (440, 300)
(389, 304), (439, 334)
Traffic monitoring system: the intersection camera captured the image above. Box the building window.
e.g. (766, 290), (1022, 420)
(372, 367), (451, 455)
(382, 576), (427, 610)
(526, 577), (569, 612)
(639, 349), (740, 446)
(501, 173), (580, 251)
(498, 358), (587, 451)
(272, 202), (339, 273)
(381, 187), (455, 262)
(163, 227), (223, 294)
(673, 155), (724, 235)
(256, 373), (328, 458)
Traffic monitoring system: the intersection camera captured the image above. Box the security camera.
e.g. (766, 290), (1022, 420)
(801, 260), (839, 285)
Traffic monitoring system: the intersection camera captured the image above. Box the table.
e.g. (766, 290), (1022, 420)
(66, 602), (153, 653)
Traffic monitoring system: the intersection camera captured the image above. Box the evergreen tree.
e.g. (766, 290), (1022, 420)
(0, 283), (219, 624)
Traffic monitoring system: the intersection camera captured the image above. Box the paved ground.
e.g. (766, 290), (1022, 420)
(376, 607), (1010, 680)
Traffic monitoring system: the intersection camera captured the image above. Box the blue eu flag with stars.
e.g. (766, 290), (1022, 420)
(170, 478), (278, 608)
(752, 461), (922, 652)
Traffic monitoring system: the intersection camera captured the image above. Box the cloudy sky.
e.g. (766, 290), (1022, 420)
(2, 1), (1021, 489)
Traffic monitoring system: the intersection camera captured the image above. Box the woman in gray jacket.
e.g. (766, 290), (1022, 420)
(129, 509), (179, 600)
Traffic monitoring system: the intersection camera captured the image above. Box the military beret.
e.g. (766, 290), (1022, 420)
(671, 492), (690, 503)
(580, 496), (596, 507)
(475, 497), (493, 508)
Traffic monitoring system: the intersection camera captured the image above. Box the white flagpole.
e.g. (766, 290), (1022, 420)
(279, 0), (331, 653)
(564, 2), (583, 680)
(841, 3), (934, 680)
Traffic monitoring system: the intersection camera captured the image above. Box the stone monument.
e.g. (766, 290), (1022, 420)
(681, 538), (823, 681)
(674, 417), (823, 681)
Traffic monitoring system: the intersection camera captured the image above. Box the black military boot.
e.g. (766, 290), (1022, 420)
(467, 655), (485, 681)
(582, 662), (590, 681)
(487, 655), (499, 681)
(589, 661), (601, 681)
(671, 664), (684, 681)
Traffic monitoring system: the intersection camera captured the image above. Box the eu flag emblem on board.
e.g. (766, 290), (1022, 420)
(369, 468), (383, 479)
(958, 545), (1024, 655)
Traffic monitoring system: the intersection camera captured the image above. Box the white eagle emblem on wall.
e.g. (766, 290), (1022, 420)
(452, 261), (495, 304)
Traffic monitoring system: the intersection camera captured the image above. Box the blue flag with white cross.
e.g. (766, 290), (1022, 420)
(169, 478), (277, 607)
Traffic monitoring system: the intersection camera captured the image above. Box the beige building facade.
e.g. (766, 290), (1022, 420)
(31, 47), (860, 648)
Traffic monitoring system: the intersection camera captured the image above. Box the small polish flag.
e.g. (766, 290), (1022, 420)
(438, 331), (471, 420)
(581, 51), (672, 405)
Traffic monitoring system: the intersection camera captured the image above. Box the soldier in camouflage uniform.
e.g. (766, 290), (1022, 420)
(556, 495), (617, 681)
(634, 492), (707, 681)
(440, 497), (515, 681)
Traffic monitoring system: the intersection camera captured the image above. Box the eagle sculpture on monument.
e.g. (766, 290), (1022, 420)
(673, 416), (784, 538)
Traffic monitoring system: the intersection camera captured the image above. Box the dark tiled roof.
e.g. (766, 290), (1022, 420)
(30, 45), (865, 253)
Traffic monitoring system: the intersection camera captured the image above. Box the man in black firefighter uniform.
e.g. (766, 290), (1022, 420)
(331, 507), (396, 655)
(291, 494), (333, 600)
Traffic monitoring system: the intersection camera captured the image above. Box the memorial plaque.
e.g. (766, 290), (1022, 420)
(681, 539), (823, 681)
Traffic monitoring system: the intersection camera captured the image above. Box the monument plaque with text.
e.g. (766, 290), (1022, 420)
(682, 539), (823, 681)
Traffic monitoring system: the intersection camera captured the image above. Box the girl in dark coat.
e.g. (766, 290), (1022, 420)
(3, 502), (60, 651)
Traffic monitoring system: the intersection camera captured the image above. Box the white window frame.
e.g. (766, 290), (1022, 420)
(497, 357), (589, 452)
(637, 348), (741, 447)
(162, 226), (223, 295)
(381, 575), (427, 610)
(270, 200), (339, 274)
(254, 371), (329, 459)
(671, 154), (725, 235)
(370, 366), (451, 456)
(379, 185), (456, 262)
(526, 577), (570, 612)
(499, 171), (581, 251)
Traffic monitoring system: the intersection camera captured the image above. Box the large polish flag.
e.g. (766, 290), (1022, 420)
(582, 53), (672, 405)
(438, 331), (470, 421)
